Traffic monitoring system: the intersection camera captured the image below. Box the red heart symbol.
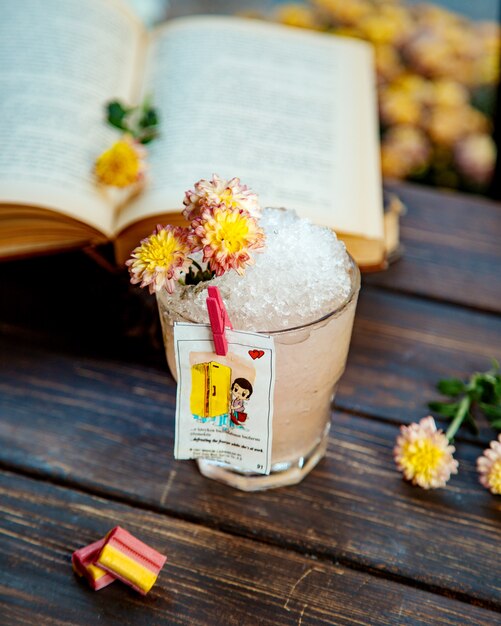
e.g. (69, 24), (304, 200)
(249, 349), (265, 360)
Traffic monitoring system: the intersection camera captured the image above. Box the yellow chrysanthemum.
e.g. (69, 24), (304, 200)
(183, 174), (261, 221)
(379, 86), (422, 126)
(454, 133), (496, 187)
(425, 104), (489, 147)
(312, 0), (371, 27)
(192, 205), (265, 277)
(95, 136), (145, 188)
(276, 4), (320, 29)
(394, 416), (458, 489)
(431, 79), (468, 108)
(477, 435), (501, 495)
(380, 125), (430, 179)
(358, 6), (411, 46)
(126, 225), (192, 294)
(373, 44), (404, 83)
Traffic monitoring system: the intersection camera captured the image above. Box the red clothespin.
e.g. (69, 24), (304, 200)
(206, 286), (233, 356)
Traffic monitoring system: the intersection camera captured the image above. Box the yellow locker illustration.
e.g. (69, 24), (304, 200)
(190, 361), (231, 418)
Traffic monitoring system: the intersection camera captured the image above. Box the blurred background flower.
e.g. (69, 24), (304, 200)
(130, 0), (499, 195)
(264, 0), (500, 194)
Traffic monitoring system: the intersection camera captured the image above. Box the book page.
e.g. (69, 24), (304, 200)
(118, 16), (383, 244)
(0, 0), (144, 237)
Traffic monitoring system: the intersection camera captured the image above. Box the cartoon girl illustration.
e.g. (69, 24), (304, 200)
(230, 378), (253, 428)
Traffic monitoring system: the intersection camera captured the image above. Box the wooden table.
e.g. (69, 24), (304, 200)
(0, 182), (500, 625)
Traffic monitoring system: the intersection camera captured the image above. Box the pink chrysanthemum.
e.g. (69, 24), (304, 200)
(126, 225), (192, 294)
(191, 205), (265, 276)
(477, 435), (501, 495)
(394, 416), (458, 489)
(183, 174), (261, 221)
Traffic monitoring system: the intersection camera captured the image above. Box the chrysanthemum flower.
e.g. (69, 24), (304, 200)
(191, 205), (265, 276)
(381, 125), (431, 179)
(312, 0), (371, 27)
(477, 435), (501, 495)
(95, 136), (146, 188)
(126, 225), (191, 294)
(276, 4), (320, 29)
(454, 133), (496, 187)
(379, 86), (422, 126)
(394, 416), (458, 489)
(358, 5), (412, 47)
(183, 174), (261, 221)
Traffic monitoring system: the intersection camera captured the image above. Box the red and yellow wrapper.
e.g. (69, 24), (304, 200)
(72, 538), (116, 591)
(96, 526), (167, 595)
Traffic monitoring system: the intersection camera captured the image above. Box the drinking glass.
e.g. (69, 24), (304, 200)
(157, 254), (360, 490)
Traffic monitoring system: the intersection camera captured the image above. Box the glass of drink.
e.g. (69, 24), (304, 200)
(157, 208), (360, 490)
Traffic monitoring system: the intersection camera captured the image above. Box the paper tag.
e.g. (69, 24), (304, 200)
(173, 322), (275, 474)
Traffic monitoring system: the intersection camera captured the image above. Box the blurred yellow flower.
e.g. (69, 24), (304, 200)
(276, 4), (320, 29)
(454, 133), (496, 187)
(379, 86), (422, 126)
(381, 145), (408, 179)
(312, 0), (371, 27)
(373, 44), (404, 83)
(258, 0), (500, 192)
(381, 125), (430, 179)
(332, 26), (364, 40)
(431, 79), (468, 107)
(412, 3), (464, 30)
(391, 73), (434, 108)
(403, 32), (454, 79)
(425, 104), (489, 147)
(95, 136), (145, 188)
(359, 13), (397, 45)
(474, 51), (500, 86)
(358, 5), (411, 46)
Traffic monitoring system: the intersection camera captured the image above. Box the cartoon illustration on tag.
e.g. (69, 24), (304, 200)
(230, 378), (253, 428)
(189, 351), (256, 430)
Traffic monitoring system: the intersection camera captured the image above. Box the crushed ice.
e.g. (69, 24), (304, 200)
(160, 208), (354, 332)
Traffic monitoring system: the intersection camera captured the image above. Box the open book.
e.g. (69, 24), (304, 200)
(0, 0), (386, 270)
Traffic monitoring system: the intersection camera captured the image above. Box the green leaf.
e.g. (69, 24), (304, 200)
(493, 378), (501, 403)
(139, 108), (159, 129)
(436, 378), (465, 396)
(479, 403), (501, 420)
(476, 378), (498, 404)
(106, 101), (128, 131)
(489, 418), (501, 430)
(428, 401), (459, 417)
(182, 261), (215, 287)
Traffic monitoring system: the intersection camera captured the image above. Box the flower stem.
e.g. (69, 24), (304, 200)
(445, 395), (471, 441)
(190, 259), (203, 273)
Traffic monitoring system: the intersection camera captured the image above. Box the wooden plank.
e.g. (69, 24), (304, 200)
(1, 337), (500, 608)
(337, 287), (501, 443)
(3, 471), (498, 626)
(0, 249), (164, 366)
(368, 182), (501, 313)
